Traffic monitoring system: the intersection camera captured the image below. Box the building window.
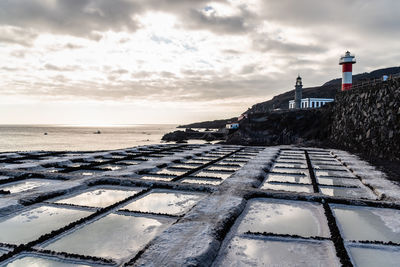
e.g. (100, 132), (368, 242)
(312, 102), (315, 108)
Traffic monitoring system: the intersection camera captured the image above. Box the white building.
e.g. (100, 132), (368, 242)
(289, 98), (334, 109)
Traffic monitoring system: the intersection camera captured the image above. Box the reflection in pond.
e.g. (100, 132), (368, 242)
(0, 179), (54, 194)
(274, 163), (308, 169)
(346, 243), (400, 267)
(315, 170), (354, 178)
(153, 169), (187, 176)
(260, 182), (313, 193)
(215, 237), (339, 266)
(6, 255), (91, 267)
(266, 173), (311, 184)
(44, 213), (173, 260)
(0, 206), (92, 244)
(181, 178), (222, 185)
(55, 188), (143, 207)
(140, 175), (174, 182)
(206, 165), (239, 171)
(317, 177), (363, 187)
(320, 187), (376, 199)
(194, 171), (231, 179)
(270, 167), (308, 175)
(331, 204), (400, 243)
(237, 199), (330, 237)
(0, 175), (10, 180)
(121, 190), (206, 215)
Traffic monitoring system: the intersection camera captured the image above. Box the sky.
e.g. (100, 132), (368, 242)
(0, 0), (399, 125)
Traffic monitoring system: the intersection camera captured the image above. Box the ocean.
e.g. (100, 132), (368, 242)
(0, 124), (182, 152)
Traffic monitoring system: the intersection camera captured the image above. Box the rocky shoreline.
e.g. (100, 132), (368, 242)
(161, 128), (227, 143)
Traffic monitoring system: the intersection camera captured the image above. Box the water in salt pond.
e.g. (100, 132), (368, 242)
(215, 237), (340, 267)
(6, 255), (90, 267)
(331, 204), (400, 243)
(43, 213), (173, 260)
(0, 206), (92, 244)
(260, 182), (313, 193)
(346, 244), (400, 267)
(55, 187), (143, 208)
(0, 179), (55, 194)
(121, 190), (206, 215)
(237, 199), (330, 238)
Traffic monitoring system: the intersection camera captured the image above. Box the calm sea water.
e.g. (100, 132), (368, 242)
(0, 124), (180, 152)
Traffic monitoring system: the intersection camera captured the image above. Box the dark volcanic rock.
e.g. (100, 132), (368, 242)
(331, 78), (400, 161)
(225, 107), (333, 146)
(162, 129), (226, 142)
(161, 130), (188, 142)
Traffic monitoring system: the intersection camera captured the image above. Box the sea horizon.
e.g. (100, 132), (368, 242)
(0, 124), (185, 153)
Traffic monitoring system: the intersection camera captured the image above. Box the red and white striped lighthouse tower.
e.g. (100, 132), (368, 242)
(339, 51), (356, 91)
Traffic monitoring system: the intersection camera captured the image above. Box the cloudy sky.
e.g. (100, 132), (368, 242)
(1, 0), (399, 125)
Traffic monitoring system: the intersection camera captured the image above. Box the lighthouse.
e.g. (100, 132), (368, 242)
(294, 75), (303, 109)
(339, 51), (356, 91)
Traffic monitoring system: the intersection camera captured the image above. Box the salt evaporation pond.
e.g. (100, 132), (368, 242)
(274, 163), (308, 169)
(171, 164), (199, 169)
(260, 182), (313, 193)
(0, 179), (54, 194)
(317, 177), (364, 187)
(270, 167), (309, 175)
(331, 204), (400, 243)
(153, 169), (187, 176)
(121, 190), (206, 215)
(0, 175), (10, 180)
(55, 187), (143, 208)
(206, 165), (239, 171)
(315, 170), (354, 178)
(266, 173), (311, 184)
(346, 244), (400, 267)
(215, 236), (340, 266)
(6, 255), (91, 267)
(0, 206), (92, 244)
(43, 213), (173, 260)
(140, 175), (174, 182)
(237, 199), (330, 238)
(0, 248), (9, 257)
(194, 171), (231, 179)
(320, 187), (376, 199)
(181, 178), (222, 185)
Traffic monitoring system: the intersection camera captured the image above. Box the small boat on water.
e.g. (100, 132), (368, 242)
(94, 130), (101, 134)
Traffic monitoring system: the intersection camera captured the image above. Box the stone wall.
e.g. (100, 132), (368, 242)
(330, 78), (400, 160)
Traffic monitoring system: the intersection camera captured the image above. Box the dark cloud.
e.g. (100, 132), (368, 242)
(0, 0), (141, 39)
(252, 37), (327, 54)
(186, 8), (249, 34)
(259, 0), (400, 38)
